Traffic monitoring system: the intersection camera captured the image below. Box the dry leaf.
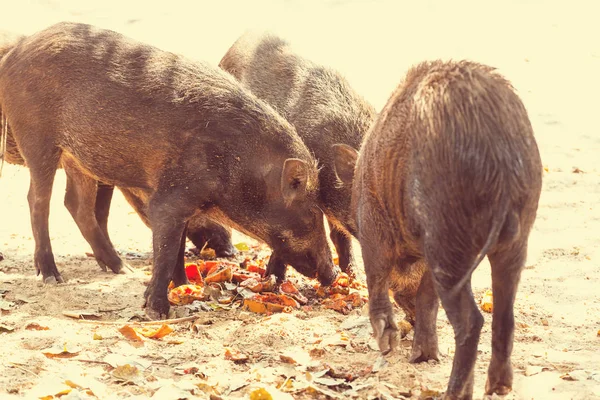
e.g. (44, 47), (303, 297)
(225, 348), (249, 363)
(42, 343), (81, 359)
(525, 365), (543, 376)
(26, 322), (50, 331)
(118, 325), (144, 343)
(93, 333), (103, 340)
(136, 324), (173, 339)
(0, 299), (15, 311)
(235, 242), (250, 251)
(560, 370), (589, 381)
(249, 387), (273, 400)
(104, 354), (151, 370)
(112, 364), (142, 384)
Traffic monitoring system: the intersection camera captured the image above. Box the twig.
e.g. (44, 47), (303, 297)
(98, 306), (128, 313)
(9, 363), (39, 377)
(77, 315), (199, 326)
(72, 359), (112, 366)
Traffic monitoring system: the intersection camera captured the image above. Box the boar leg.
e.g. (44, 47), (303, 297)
(95, 182), (115, 246)
(362, 245), (398, 355)
(409, 267), (440, 363)
(328, 220), (356, 277)
(144, 196), (194, 320)
(429, 257), (483, 400)
(265, 251), (287, 282)
(27, 160), (63, 284)
(171, 226), (190, 288)
(63, 161), (128, 274)
(187, 216), (236, 257)
(484, 243), (527, 396)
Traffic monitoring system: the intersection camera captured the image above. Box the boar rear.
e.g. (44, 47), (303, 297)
(350, 60), (542, 399)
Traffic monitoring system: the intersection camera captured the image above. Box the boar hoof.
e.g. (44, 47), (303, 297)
(43, 274), (64, 285)
(371, 316), (399, 355)
(117, 262), (134, 274)
(143, 293), (171, 321)
(409, 344), (439, 363)
(317, 266), (340, 286)
(97, 260), (109, 272)
(485, 363), (513, 396)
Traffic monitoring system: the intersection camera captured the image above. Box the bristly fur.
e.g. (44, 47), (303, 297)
(354, 59), (543, 398)
(219, 31), (376, 271)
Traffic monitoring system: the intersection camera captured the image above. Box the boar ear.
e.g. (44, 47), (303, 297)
(332, 144), (358, 186)
(281, 158), (309, 207)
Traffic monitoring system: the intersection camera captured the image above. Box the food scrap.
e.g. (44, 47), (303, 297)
(480, 289), (493, 313)
(167, 251), (368, 315)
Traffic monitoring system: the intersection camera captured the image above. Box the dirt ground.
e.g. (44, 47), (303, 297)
(1, 1), (599, 399)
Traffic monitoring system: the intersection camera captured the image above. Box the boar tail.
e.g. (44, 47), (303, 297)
(448, 200), (510, 297)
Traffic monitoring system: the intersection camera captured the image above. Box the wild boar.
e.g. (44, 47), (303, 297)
(0, 22), (335, 319)
(334, 60), (542, 399)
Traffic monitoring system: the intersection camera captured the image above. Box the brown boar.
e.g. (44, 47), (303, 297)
(334, 60), (542, 399)
(219, 32), (376, 278)
(0, 22), (335, 319)
(0, 29), (234, 269)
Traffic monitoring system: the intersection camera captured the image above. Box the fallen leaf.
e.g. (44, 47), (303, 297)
(225, 348), (249, 363)
(525, 365), (543, 376)
(111, 364), (142, 384)
(0, 299), (15, 311)
(104, 354), (152, 370)
(372, 355), (388, 372)
(63, 310), (102, 320)
(118, 325), (144, 343)
(560, 370), (589, 381)
(42, 343), (81, 359)
(26, 322), (50, 331)
(249, 387), (274, 400)
(136, 324), (173, 339)
(235, 242), (250, 251)
(237, 287), (257, 299)
(93, 333), (103, 340)
(14, 294), (36, 303)
(480, 289), (493, 313)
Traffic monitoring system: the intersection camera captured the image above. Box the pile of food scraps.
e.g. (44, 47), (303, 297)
(168, 243), (368, 315)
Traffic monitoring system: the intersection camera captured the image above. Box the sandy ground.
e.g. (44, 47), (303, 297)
(0, 0), (599, 399)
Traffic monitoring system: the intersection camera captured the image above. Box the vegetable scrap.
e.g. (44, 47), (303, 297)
(480, 289), (493, 313)
(168, 250), (368, 316)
